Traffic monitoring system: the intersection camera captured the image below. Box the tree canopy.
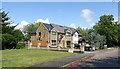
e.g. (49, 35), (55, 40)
(93, 15), (119, 47)
(1, 9), (24, 49)
(77, 15), (119, 48)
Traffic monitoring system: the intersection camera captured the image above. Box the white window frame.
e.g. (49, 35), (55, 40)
(51, 40), (56, 46)
(66, 32), (71, 36)
(51, 31), (56, 35)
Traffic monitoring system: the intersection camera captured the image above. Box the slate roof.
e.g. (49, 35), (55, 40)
(31, 28), (38, 34)
(31, 23), (78, 34)
(42, 23), (53, 31)
(50, 23), (76, 34)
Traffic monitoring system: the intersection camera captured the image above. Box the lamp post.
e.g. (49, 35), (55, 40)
(38, 42), (41, 49)
(30, 42), (32, 48)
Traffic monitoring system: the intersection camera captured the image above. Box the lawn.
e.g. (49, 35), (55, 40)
(2, 49), (76, 67)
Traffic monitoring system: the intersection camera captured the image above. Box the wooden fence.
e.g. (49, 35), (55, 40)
(31, 40), (47, 47)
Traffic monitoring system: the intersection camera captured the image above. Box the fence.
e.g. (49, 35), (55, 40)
(31, 40), (47, 47)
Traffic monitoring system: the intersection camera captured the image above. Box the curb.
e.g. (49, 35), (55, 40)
(62, 55), (94, 68)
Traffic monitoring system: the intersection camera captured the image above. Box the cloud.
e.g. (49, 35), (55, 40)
(70, 24), (77, 29)
(35, 18), (50, 24)
(81, 9), (94, 22)
(81, 27), (88, 30)
(114, 17), (118, 22)
(15, 21), (29, 31)
(90, 23), (95, 27)
(8, 23), (17, 26)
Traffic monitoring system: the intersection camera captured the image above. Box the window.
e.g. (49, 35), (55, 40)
(39, 32), (41, 36)
(66, 41), (71, 48)
(74, 34), (77, 37)
(59, 34), (63, 38)
(66, 32), (71, 36)
(39, 37), (41, 40)
(51, 40), (56, 45)
(52, 31), (56, 35)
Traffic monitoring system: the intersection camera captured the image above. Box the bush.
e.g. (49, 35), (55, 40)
(2, 34), (17, 50)
(16, 43), (25, 49)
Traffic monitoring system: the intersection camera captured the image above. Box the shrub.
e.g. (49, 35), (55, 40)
(16, 43), (25, 49)
(2, 34), (17, 50)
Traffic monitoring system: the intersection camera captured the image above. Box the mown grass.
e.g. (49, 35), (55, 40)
(2, 49), (76, 67)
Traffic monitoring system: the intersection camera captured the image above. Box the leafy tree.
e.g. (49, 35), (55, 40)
(11, 29), (24, 42)
(1, 9), (17, 34)
(93, 15), (119, 47)
(118, 24), (120, 46)
(2, 34), (17, 50)
(77, 27), (89, 41)
(1, 9), (24, 49)
(77, 27), (106, 49)
(89, 32), (106, 49)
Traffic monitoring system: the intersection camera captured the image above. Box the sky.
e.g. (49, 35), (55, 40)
(2, 2), (118, 30)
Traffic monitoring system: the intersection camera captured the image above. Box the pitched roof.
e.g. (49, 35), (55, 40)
(42, 23), (53, 31)
(31, 23), (78, 34)
(50, 23), (76, 34)
(31, 28), (38, 34)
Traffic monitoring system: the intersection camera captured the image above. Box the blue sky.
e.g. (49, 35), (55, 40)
(2, 2), (118, 29)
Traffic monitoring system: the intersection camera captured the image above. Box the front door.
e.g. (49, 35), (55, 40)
(66, 41), (71, 48)
(62, 40), (65, 48)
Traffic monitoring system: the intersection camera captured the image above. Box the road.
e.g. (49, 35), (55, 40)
(75, 48), (119, 68)
(27, 48), (119, 69)
(28, 53), (92, 67)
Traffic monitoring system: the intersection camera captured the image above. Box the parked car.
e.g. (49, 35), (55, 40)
(85, 46), (93, 51)
(74, 44), (80, 49)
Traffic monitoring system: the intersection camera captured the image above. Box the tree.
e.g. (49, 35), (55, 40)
(77, 27), (90, 41)
(11, 29), (24, 42)
(89, 32), (106, 49)
(93, 15), (119, 47)
(2, 34), (17, 50)
(1, 9), (17, 34)
(117, 24), (120, 46)
(77, 27), (106, 49)
(1, 9), (24, 49)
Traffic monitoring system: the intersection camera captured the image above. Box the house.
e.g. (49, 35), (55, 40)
(30, 23), (82, 49)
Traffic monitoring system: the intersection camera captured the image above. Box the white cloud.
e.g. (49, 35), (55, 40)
(81, 27), (88, 30)
(81, 9), (94, 22)
(8, 23), (17, 26)
(114, 17), (118, 22)
(35, 18), (50, 24)
(15, 21), (29, 31)
(90, 23), (95, 27)
(70, 24), (77, 29)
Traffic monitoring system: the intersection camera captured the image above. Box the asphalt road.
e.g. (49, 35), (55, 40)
(26, 48), (119, 69)
(29, 53), (92, 67)
(75, 48), (119, 68)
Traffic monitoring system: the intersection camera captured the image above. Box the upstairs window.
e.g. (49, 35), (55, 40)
(52, 31), (56, 35)
(66, 32), (71, 36)
(39, 32), (41, 36)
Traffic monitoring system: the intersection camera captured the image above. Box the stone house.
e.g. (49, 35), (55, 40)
(30, 23), (82, 49)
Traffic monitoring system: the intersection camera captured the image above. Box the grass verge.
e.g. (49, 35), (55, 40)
(2, 49), (77, 67)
